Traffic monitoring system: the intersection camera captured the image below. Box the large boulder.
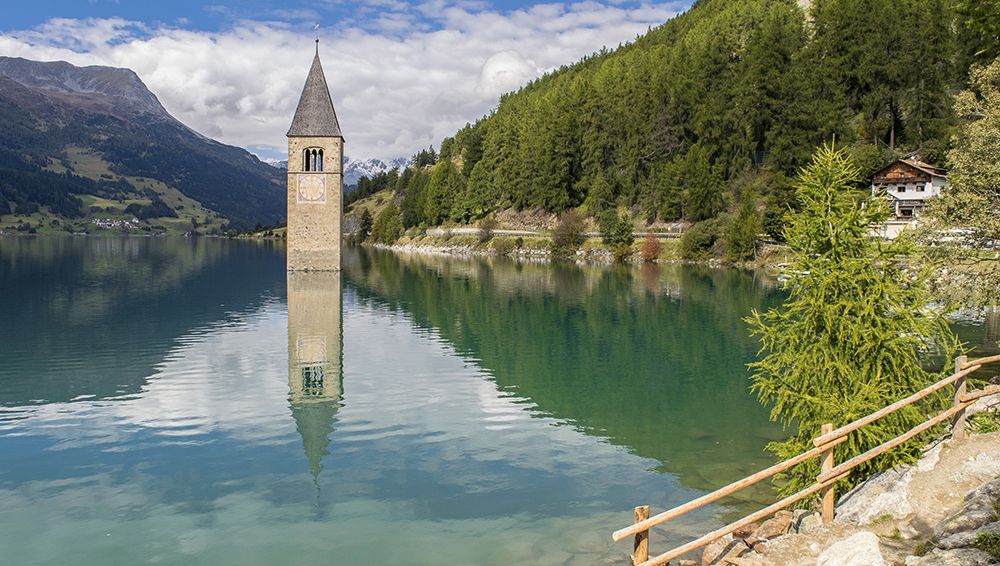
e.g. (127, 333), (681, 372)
(836, 466), (915, 525)
(907, 547), (999, 565)
(816, 531), (886, 566)
(950, 451), (1000, 484)
(937, 520), (1000, 549)
(933, 479), (1000, 544)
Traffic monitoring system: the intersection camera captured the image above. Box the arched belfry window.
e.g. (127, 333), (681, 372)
(303, 148), (324, 172)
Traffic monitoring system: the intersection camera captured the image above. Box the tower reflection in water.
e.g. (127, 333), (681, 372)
(287, 271), (344, 481)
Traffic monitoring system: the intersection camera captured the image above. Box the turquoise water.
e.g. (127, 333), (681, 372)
(0, 237), (993, 565)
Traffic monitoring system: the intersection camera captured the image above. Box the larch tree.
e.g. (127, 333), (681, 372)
(747, 143), (958, 495)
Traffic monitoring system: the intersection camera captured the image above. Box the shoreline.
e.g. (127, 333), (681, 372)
(369, 236), (790, 273)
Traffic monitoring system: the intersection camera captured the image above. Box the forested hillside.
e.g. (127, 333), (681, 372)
(376, 0), (998, 247)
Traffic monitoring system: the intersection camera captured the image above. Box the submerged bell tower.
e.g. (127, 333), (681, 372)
(286, 40), (344, 271)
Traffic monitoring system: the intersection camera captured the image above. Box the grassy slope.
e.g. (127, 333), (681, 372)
(1, 146), (227, 235)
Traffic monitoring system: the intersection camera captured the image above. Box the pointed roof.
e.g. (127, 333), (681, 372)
(291, 400), (339, 480)
(287, 43), (343, 138)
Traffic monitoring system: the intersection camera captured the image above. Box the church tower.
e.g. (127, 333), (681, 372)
(286, 41), (344, 271)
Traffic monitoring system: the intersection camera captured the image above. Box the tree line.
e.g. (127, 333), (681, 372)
(352, 0), (996, 260)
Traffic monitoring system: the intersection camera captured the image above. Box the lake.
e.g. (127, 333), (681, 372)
(0, 237), (995, 565)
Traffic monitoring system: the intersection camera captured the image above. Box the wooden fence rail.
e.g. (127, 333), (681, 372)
(612, 354), (999, 566)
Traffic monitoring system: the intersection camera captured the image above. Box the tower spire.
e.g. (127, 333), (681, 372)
(287, 39), (342, 138)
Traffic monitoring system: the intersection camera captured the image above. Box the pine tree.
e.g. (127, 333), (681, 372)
(357, 208), (373, 242)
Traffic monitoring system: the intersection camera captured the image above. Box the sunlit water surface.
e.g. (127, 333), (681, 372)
(0, 237), (996, 565)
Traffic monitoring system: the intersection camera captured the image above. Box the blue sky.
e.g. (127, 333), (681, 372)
(0, 1), (691, 161)
(2, 0), (644, 32)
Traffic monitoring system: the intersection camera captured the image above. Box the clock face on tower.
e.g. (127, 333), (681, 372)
(297, 174), (327, 203)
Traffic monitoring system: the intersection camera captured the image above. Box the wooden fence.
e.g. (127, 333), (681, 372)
(612, 353), (1000, 566)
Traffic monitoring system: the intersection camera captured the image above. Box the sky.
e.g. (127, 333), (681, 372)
(0, 0), (692, 162)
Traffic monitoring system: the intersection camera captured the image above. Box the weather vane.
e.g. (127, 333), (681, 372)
(314, 23), (320, 44)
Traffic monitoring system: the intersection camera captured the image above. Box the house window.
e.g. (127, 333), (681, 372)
(898, 185), (906, 193)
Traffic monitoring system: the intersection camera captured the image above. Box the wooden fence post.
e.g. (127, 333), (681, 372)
(819, 423), (835, 524)
(953, 355), (969, 440)
(632, 505), (649, 565)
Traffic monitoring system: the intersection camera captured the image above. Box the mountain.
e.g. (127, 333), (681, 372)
(343, 157), (409, 187)
(261, 157), (288, 169)
(261, 155), (409, 189)
(389, 0), (976, 244)
(0, 57), (284, 231)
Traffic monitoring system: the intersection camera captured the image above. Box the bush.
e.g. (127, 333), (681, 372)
(641, 234), (662, 262)
(479, 216), (499, 243)
(975, 532), (1000, 558)
(680, 218), (724, 259)
(551, 210), (587, 257)
(515, 236), (524, 249)
(606, 212), (635, 263)
(491, 238), (515, 256)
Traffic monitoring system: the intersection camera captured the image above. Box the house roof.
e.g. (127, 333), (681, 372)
(287, 44), (343, 138)
(872, 159), (947, 180)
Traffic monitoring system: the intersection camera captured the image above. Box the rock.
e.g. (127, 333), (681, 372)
(908, 547), (1000, 565)
(797, 512), (823, 534)
(732, 522), (759, 539)
(949, 452), (1000, 484)
(933, 479), (1000, 543)
(816, 532), (886, 566)
(967, 394), (1000, 417)
(915, 442), (944, 473)
(968, 478), (1000, 503)
(836, 466), (914, 525)
(701, 534), (750, 565)
(938, 520), (1000, 549)
(745, 511), (794, 546)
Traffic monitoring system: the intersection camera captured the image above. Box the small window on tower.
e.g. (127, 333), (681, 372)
(303, 147), (323, 172)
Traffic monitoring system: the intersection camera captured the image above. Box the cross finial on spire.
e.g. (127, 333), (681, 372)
(313, 23), (320, 48)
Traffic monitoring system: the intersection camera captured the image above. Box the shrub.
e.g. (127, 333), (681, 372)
(491, 238), (515, 256)
(551, 210), (587, 257)
(975, 532), (1000, 558)
(606, 212), (635, 263)
(479, 216), (499, 243)
(641, 234), (662, 262)
(680, 218), (724, 259)
(514, 236), (524, 249)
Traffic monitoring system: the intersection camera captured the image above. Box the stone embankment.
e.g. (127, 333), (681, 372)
(691, 399), (1000, 566)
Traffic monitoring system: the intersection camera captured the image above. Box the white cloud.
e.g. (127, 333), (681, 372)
(0, 2), (685, 160)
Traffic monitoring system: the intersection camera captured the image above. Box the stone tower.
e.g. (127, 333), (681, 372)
(286, 41), (344, 271)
